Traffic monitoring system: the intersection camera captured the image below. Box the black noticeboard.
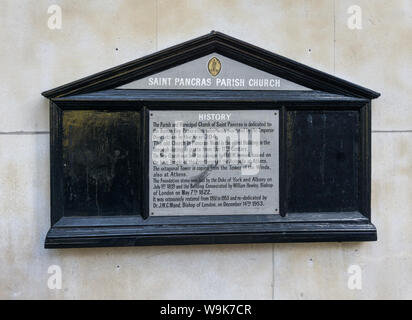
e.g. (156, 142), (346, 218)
(42, 31), (380, 248)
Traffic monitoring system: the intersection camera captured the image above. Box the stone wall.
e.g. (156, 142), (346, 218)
(1, 0), (411, 299)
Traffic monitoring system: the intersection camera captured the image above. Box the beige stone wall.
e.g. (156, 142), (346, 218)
(0, 0), (411, 299)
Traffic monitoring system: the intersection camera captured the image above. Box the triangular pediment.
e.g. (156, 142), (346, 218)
(42, 31), (380, 99)
(118, 53), (310, 91)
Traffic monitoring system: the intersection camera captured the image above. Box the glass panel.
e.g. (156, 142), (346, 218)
(62, 110), (140, 216)
(286, 110), (360, 213)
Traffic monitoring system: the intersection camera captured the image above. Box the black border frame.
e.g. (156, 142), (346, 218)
(45, 91), (376, 248)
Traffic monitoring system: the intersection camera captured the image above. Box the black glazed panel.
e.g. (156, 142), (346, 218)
(62, 110), (140, 216)
(286, 110), (360, 213)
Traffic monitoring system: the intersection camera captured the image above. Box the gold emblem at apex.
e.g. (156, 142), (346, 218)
(208, 57), (221, 77)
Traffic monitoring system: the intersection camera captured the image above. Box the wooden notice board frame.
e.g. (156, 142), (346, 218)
(42, 32), (379, 248)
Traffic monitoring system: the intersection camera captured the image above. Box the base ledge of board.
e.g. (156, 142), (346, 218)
(45, 220), (377, 248)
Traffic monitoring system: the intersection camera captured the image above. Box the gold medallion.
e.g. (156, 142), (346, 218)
(208, 57), (221, 77)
